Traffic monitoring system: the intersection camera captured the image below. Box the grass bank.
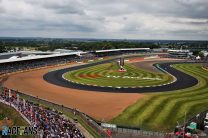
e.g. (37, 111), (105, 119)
(111, 63), (208, 132)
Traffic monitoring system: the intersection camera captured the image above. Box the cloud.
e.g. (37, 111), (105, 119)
(171, 19), (208, 25)
(0, 0), (207, 40)
(40, 0), (85, 15)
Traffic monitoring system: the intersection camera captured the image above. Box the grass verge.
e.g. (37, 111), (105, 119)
(111, 63), (208, 132)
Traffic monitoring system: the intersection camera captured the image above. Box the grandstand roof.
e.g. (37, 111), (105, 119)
(168, 49), (190, 52)
(95, 48), (150, 53)
(0, 51), (55, 56)
(0, 52), (84, 64)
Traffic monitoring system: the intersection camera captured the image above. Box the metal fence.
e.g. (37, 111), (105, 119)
(108, 127), (175, 138)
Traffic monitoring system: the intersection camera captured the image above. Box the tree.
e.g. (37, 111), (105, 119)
(199, 51), (205, 59)
(0, 46), (6, 53)
(192, 51), (200, 56)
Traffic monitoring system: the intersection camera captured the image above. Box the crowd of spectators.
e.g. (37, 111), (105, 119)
(0, 55), (83, 75)
(0, 50), (151, 75)
(0, 88), (85, 138)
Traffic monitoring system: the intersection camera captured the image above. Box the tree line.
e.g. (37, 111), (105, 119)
(0, 38), (207, 53)
(0, 39), (160, 52)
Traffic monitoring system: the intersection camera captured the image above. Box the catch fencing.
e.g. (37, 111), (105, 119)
(107, 127), (175, 138)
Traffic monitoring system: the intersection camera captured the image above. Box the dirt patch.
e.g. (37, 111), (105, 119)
(3, 64), (143, 121)
(128, 57), (144, 62)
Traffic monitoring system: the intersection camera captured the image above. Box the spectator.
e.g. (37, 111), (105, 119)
(0, 89), (85, 138)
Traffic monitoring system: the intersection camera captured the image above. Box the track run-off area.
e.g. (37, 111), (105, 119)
(43, 58), (199, 93)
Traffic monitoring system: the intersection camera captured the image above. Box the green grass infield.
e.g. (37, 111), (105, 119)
(64, 62), (173, 87)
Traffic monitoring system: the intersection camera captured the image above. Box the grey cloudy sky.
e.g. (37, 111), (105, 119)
(0, 0), (207, 40)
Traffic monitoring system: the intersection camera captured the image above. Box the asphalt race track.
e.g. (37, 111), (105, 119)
(43, 58), (199, 93)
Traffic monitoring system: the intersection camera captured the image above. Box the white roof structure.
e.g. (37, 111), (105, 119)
(21, 51), (56, 54)
(168, 49), (190, 53)
(0, 52), (83, 64)
(54, 49), (77, 53)
(9, 56), (19, 59)
(95, 48), (150, 53)
(0, 52), (21, 56)
(0, 51), (55, 56)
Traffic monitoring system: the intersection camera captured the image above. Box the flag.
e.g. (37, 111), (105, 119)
(30, 105), (33, 121)
(23, 99), (26, 109)
(8, 89), (12, 98)
(13, 91), (16, 98)
(17, 94), (20, 104)
(35, 111), (38, 125)
(4, 87), (7, 96)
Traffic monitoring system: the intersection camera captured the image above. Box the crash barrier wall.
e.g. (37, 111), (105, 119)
(0, 86), (110, 138)
(108, 127), (175, 138)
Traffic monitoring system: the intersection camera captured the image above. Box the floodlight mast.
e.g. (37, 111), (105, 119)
(120, 57), (124, 66)
(118, 57), (126, 72)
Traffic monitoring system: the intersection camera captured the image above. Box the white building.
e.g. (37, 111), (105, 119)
(168, 49), (192, 58)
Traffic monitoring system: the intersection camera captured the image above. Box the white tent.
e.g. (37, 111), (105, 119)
(196, 56), (201, 60)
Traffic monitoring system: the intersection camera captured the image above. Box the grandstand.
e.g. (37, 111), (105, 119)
(0, 52), (88, 74)
(0, 51), (56, 60)
(168, 49), (192, 58)
(0, 48), (152, 75)
(92, 48), (151, 57)
(0, 87), (85, 137)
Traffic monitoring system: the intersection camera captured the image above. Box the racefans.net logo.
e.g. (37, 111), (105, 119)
(1, 125), (37, 136)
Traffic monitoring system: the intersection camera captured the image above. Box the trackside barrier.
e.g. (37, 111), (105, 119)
(0, 86), (110, 138)
(107, 127), (175, 138)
